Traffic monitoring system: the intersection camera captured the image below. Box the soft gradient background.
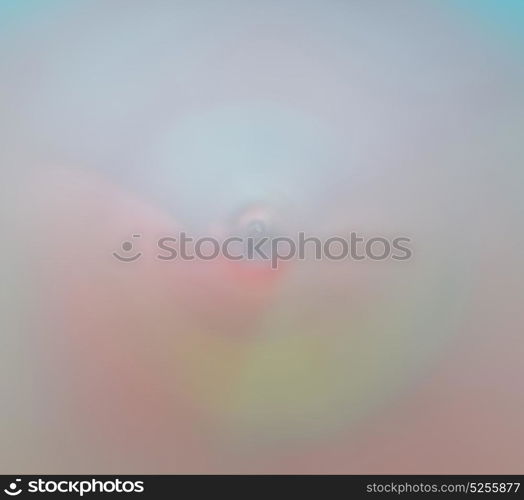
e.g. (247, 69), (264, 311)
(1, 0), (523, 473)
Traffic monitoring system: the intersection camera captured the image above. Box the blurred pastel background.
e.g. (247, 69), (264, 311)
(0, 0), (523, 473)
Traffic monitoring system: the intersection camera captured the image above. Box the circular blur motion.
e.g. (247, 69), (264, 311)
(1, 0), (523, 473)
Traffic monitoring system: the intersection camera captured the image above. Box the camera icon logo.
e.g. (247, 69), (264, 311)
(112, 234), (142, 262)
(4, 479), (22, 496)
